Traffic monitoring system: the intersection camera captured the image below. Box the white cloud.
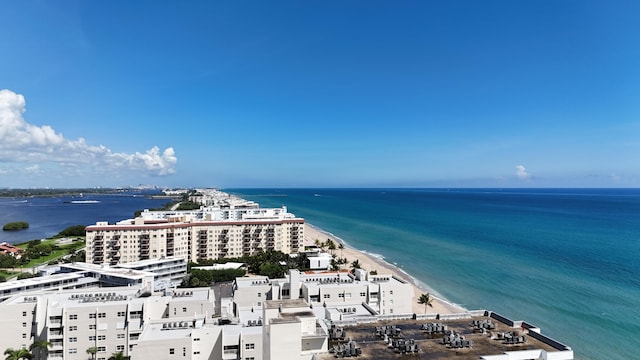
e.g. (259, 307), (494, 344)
(515, 165), (531, 180)
(0, 89), (177, 177)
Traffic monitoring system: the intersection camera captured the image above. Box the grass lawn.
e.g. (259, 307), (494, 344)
(16, 238), (86, 268)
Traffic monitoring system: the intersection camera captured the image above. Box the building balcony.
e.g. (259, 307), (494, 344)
(48, 330), (63, 338)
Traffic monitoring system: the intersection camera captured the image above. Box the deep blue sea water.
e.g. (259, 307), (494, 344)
(0, 192), (169, 244)
(228, 188), (640, 360)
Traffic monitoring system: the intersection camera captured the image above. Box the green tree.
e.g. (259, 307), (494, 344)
(350, 259), (361, 271)
(86, 347), (98, 360)
(259, 262), (285, 279)
(107, 352), (129, 360)
(326, 239), (336, 255)
(29, 340), (51, 360)
(55, 225), (86, 237)
(330, 257), (340, 271)
(417, 293), (434, 314)
(3, 348), (32, 360)
(338, 243), (344, 257)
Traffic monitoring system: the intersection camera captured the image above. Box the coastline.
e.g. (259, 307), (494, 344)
(304, 223), (467, 315)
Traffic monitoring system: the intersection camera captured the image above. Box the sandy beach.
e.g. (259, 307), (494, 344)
(304, 223), (466, 315)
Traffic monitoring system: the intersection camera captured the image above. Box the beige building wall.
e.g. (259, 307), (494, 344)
(86, 219), (303, 266)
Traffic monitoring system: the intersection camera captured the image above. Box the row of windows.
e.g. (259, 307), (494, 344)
(69, 312), (134, 320)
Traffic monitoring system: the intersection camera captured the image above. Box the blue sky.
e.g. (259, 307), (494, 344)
(1, 1), (638, 188)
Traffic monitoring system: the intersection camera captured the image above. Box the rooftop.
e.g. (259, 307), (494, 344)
(317, 316), (567, 360)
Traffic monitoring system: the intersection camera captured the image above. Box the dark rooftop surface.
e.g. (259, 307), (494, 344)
(319, 316), (560, 360)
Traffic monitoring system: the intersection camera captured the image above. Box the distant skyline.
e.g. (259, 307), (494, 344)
(1, 1), (638, 188)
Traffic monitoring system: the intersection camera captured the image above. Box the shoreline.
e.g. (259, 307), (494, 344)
(304, 223), (467, 315)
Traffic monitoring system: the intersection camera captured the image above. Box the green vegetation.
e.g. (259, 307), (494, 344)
(2, 238), (86, 269)
(3, 222), (29, 231)
(183, 250), (309, 287)
(182, 268), (247, 287)
(3, 348), (32, 360)
(134, 201), (174, 218)
(175, 200), (201, 210)
(418, 293), (434, 314)
(107, 351), (129, 360)
(54, 225), (86, 238)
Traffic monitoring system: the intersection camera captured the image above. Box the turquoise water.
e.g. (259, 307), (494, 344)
(228, 188), (640, 360)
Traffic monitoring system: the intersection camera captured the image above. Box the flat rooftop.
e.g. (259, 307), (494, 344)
(318, 316), (563, 360)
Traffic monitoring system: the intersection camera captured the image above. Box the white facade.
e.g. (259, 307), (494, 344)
(0, 286), (216, 360)
(0, 282), (573, 360)
(232, 269), (414, 318)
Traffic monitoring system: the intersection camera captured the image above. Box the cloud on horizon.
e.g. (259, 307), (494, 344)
(0, 89), (177, 181)
(515, 165), (531, 180)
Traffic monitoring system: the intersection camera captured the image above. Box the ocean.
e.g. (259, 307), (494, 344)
(1, 188), (637, 359)
(228, 188), (640, 360)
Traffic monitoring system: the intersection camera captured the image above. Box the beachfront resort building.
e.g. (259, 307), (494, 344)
(231, 269), (414, 317)
(85, 205), (304, 265)
(0, 268), (573, 360)
(0, 257), (188, 302)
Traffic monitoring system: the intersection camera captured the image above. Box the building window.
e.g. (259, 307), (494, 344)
(98, 335), (106, 340)
(98, 313), (106, 318)
(338, 293), (345, 298)
(69, 348), (77, 354)
(245, 344), (255, 350)
(193, 338), (200, 342)
(257, 293), (261, 297)
(360, 292), (366, 297)
(116, 345), (124, 351)
(89, 314), (96, 319)
(89, 336), (96, 341)
(97, 346), (106, 352)
(22, 311), (27, 316)
(69, 314), (78, 320)
(323, 294), (330, 299)
(169, 348), (175, 355)
(89, 325), (96, 330)
(69, 326), (77, 331)
(117, 334), (125, 339)
(389, 290), (393, 295)
(22, 322), (27, 327)
(182, 307), (187, 313)
(69, 337), (77, 343)
(22, 334), (26, 339)
(117, 311), (126, 317)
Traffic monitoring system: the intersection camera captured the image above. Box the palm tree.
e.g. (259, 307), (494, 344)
(108, 351), (129, 360)
(86, 347), (98, 360)
(4, 348), (32, 360)
(417, 293), (434, 314)
(338, 243), (344, 257)
(350, 259), (361, 271)
(326, 239), (336, 255)
(29, 341), (50, 360)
